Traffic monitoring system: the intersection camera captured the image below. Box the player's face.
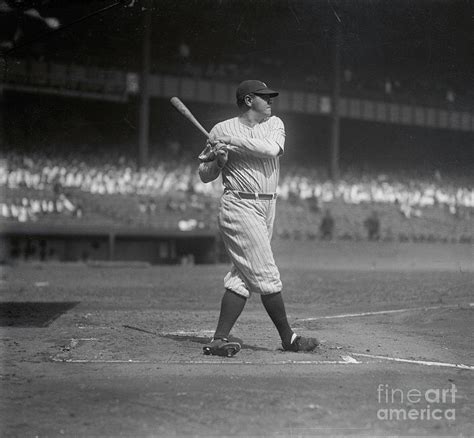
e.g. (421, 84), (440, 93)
(250, 94), (273, 117)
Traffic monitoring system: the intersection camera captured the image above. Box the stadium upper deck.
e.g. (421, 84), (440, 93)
(1, 1), (472, 109)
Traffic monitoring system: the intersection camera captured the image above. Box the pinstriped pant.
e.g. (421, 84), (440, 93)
(218, 191), (282, 298)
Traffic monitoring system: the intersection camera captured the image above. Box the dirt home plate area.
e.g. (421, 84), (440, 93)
(1, 242), (473, 437)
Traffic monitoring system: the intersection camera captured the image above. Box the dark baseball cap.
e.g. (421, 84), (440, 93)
(236, 80), (279, 101)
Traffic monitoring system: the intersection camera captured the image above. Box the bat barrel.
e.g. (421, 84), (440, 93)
(170, 96), (210, 138)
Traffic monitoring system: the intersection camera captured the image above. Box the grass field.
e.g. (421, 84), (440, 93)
(1, 241), (473, 437)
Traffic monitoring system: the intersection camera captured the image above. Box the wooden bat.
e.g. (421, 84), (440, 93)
(170, 96), (210, 139)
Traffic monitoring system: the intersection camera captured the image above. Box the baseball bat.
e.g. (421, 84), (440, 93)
(170, 96), (210, 139)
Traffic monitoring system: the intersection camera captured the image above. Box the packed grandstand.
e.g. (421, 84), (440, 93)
(1, 2), (472, 247)
(1, 148), (472, 244)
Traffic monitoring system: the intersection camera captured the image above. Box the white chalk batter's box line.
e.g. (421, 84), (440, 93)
(53, 338), (474, 369)
(352, 353), (474, 370)
(59, 300), (474, 370)
(52, 356), (361, 365)
(295, 302), (474, 322)
(51, 356), (474, 369)
(55, 337), (360, 365)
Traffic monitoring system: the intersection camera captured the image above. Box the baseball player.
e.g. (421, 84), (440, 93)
(198, 79), (319, 357)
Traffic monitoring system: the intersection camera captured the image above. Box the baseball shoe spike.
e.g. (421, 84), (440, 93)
(203, 337), (241, 357)
(283, 335), (319, 352)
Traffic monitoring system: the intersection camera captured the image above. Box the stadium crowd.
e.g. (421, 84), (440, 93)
(278, 166), (473, 218)
(2, 151), (217, 198)
(1, 193), (79, 223)
(2, 150), (473, 228)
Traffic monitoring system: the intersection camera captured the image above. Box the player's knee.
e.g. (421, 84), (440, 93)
(226, 286), (250, 299)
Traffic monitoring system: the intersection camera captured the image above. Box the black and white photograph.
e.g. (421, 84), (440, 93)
(1, 0), (473, 436)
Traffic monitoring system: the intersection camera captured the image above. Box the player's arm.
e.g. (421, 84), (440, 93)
(215, 118), (285, 158)
(198, 143), (228, 183)
(198, 125), (229, 183)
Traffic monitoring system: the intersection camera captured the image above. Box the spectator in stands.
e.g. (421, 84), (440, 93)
(139, 200), (148, 214)
(319, 209), (335, 240)
(178, 41), (190, 59)
(307, 193), (320, 213)
(74, 200), (83, 219)
(148, 198), (157, 214)
(364, 210), (381, 241)
(446, 88), (455, 104)
(343, 68), (352, 83)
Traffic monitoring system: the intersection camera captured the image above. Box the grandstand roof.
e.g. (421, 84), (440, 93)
(2, 0), (471, 84)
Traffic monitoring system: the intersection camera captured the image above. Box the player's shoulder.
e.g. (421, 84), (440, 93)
(212, 117), (239, 132)
(265, 115), (285, 128)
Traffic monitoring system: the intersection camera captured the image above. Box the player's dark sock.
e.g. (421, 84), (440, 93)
(261, 292), (294, 347)
(213, 289), (247, 340)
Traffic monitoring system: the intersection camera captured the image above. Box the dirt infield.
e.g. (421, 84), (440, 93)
(1, 242), (473, 437)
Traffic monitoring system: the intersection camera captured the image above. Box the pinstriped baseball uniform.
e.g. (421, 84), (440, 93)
(209, 115), (285, 298)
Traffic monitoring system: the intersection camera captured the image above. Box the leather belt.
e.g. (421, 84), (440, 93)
(230, 191), (278, 200)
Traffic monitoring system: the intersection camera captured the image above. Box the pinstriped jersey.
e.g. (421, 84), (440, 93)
(209, 116), (285, 193)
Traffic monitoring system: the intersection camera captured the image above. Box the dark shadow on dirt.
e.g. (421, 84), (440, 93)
(161, 334), (272, 351)
(0, 302), (80, 327)
(122, 325), (272, 351)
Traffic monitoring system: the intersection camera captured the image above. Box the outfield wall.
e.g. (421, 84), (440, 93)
(0, 223), (227, 265)
(1, 222), (471, 270)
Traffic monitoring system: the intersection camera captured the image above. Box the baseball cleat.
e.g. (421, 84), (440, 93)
(203, 337), (241, 357)
(283, 335), (320, 352)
